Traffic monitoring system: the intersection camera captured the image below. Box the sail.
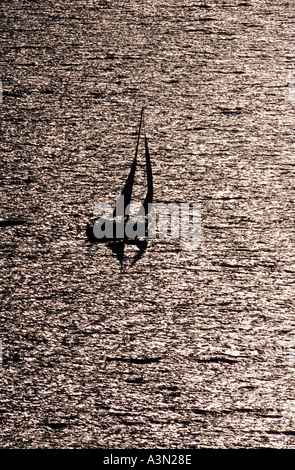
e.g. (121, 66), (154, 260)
(142, 136), (153, 214)
(112, 108), (144, 219)
(133, 134), (153, 236)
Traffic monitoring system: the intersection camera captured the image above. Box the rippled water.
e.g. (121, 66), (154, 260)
(1, 0), (295, 449)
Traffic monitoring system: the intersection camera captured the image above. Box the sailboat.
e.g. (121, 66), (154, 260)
(86, 108), (153, 243)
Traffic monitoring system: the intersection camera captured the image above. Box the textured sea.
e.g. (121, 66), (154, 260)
(1, 0), (295, 449)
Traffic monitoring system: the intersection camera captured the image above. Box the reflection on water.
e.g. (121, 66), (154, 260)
(1, 0), (295, 449)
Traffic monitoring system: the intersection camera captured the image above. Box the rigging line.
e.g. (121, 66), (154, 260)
(134, 107), (145, 160)
(141, 107), (147, 139)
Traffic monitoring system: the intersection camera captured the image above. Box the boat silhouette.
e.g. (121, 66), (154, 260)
(86, 108), (153, 243)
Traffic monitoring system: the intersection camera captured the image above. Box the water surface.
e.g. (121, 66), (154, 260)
(1, 0), (295, 448)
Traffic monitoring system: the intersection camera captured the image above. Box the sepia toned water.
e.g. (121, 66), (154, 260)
(1, 0), (295, 449)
